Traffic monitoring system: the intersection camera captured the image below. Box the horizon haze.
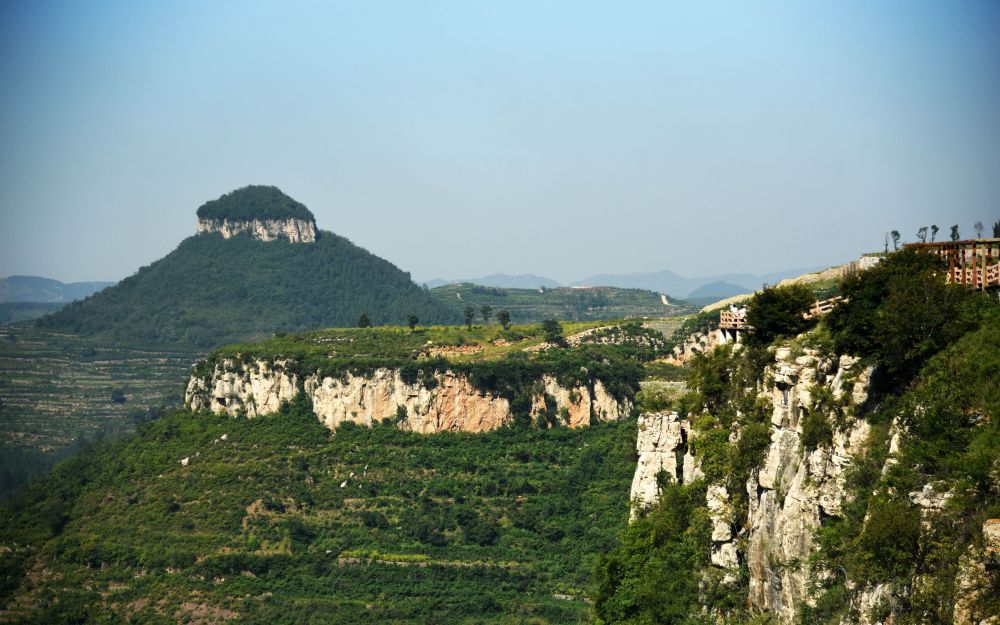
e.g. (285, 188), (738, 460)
(1, 2), (998, 284)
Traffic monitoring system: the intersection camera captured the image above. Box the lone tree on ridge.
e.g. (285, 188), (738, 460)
(497, 309), (511, 330)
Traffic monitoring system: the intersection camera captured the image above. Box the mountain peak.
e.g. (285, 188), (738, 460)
(195, 186), (317, 243)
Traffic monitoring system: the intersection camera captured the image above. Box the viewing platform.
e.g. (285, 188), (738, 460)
(718, 295), (844, 343)
(718, 310), (747, 331)
(905, 238), (1000, 290)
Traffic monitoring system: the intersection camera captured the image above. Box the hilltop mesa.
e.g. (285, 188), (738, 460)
(37, 185), (455, 346)
(195, 185), (318, 243)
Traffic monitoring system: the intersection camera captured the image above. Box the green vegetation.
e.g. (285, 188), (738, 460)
(431, 283), (696, 324)
(598, 248), (999, 625)
(0, 325), (202, 500)
(803, 309), (1000, 624)
(0, 402), (638, 624)
(39, 231), (457, 348)
(744, 283), (816, 347)
(593, 481), (711, 625)
(195, 185), (315, 222)
(827, 248), (984, 391)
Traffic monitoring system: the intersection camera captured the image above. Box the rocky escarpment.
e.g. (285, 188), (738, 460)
(196, 217), (317, 243)
(664, 327), (733, 366)
(186, 359), (630, 434)
(744, 347), (873, 622)
(630, 342), (875, 623)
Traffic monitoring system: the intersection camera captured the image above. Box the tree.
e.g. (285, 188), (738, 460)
(480, 305), (493, 324)
(950, 225), (960, 241)
(407, 314), (418, 332)
(357, 314), (371, 328)
(930, 224), (939, 242)
(916, 226), (928, 243)
(463, 306), (475, 330)
(974, 221), (984, 239)
(497, 309), (511, 330)
(745, 283), (816, 347)
(994, 221), (1000, 238)
(890, 230), (901, 251)
(110, 388), (127, 404)
(541, 319), (566, 346)
(827, 248), (982, 389)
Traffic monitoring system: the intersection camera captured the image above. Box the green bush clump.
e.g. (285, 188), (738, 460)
(195, 185), (315, 222)
(827, 248), (985, 390)
(745, 283), (816, 347)
(593, 481), (710, 625)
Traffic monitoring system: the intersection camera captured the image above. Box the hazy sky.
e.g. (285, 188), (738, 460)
(1, 1), (997, 284)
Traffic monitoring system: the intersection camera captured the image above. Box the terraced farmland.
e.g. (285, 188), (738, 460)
(432, 284), (696, 323)
(0, 324), (203, 498)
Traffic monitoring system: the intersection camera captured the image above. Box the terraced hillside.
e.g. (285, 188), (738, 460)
(432, 284), (696, 323)
(0, 408), (638, 624)
(0, 325), (202, 498)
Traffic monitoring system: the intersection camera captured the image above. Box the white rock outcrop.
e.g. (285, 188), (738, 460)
(745, 348), (873, 623)
(629, 412), (699, 517)
(186, 360), (630, 435)
(186, 359), (299, 416)
(629, 343), (875, 624)
(196, 217), (317, 243)
(954, 519), (1000, 625)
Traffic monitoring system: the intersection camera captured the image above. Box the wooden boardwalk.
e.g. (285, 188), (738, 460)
(719, 295), (843, 331)
(718, 238), (1000, 335)
(906, 238), (1000, 290)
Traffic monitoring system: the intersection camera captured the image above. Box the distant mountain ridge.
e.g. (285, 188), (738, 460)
(423, 267), (825, 298)
(0, 276), (114, 303)
(571, 267), (825, 297)
(424, 273), (562, 289)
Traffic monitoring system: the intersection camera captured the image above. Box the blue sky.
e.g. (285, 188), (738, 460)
(1, 1), (997, 283)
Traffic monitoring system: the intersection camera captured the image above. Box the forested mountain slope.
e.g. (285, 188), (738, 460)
(38, 187), (457, 348)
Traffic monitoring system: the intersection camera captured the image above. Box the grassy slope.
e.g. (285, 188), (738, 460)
(0, 407), (637, 625)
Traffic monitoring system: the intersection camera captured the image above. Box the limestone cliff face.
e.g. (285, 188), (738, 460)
(629, 412), (700, 517)
(196, 217), (317, 243)
(745, 348), (873, 622)
(629, 343), (874, 624)
(186, 359), (299, 416)
(304, 369), (511, 434)
(186, 360), (630, 434)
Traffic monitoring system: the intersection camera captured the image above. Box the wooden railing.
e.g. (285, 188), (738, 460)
(906, 238), (1000, 291)
(719, 310), (746, 330)
(803, 296), (845, 320)
(720, 296), (845, 332)
(947, 264), (1000, 289)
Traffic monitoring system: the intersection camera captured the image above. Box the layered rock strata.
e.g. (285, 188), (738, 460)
(186, 360), (630, 434)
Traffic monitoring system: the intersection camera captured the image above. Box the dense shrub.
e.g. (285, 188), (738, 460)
(827, 249), (984, 389)
(593, 481), (710, 624)
(745, 283), (816, 347)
